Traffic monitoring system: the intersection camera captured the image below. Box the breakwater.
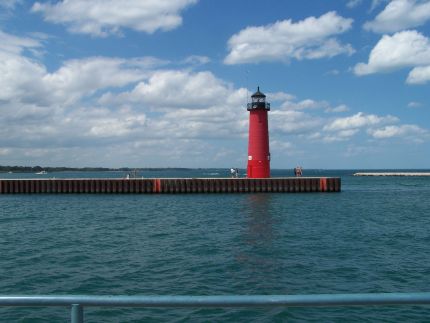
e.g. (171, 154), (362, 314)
(0, 177), (340, 194)
(354, 172), (430, 177)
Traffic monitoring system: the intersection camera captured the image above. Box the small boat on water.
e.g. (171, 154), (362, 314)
(35, 170), (48, 175)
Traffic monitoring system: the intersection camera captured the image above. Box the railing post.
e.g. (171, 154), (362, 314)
(71, 304), (83, 323)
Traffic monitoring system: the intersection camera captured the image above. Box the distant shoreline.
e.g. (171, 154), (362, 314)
(0, 166), (193, 173)
(2, 166), (430, 174)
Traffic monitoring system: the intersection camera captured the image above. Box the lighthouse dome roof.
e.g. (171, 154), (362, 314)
(251, 86), (266, 98)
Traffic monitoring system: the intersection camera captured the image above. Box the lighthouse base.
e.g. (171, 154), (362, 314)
(247, 164), (270, 178)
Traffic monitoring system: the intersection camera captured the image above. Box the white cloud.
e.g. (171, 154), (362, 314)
(354, 30), (430, 83)
(43, 57), (147, 105)
(100, 70), (236, 109)
(0, 31), (163, 155)
(88, 115), (147, 138)
(408, 101), (422, 108)
(321, 129), (360, 142)
(275, 96), (349, 114)
(267, 92), (295, 102)
(347, 0), (363, 9)
(182, 55), (211, 66)
(370, 0), (389, 12)
(0, 34), (251, 158)
(324, 112), (398, 131)
(364, 0), (430, 33)
(0, 0), (21, 9)
(0, 52), (47, 103)
(271, 140), (293, 151)
(0, 30), (41, 54)
(281, 99), (329, 111)
(0, 31), (169, 106)
(344, 145), (378, 157)
(0, 32), (427, 167)
(407, 65), (430, 83)
(224, 11), (354, 65)
(271, 110), (323, 135)
(32, 0), (198, 37)
(326, 104), (350, 113)
(0, 148), (11, 156)
(318, 112), (428, 143)
(0, 53), (147, 106)
(326, 69), (340, 75)
(97, 70), (251, 141)
(368, 124), (428, 139)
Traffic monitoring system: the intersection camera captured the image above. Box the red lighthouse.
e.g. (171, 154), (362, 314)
(247, 87), (271, 178)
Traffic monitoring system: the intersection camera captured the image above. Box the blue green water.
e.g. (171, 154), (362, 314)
(1, 169), (430, 322)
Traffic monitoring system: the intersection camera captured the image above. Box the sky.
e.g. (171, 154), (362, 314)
(0, 0), (429, 169)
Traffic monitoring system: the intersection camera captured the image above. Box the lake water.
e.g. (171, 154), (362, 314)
(1, 169), (430, 322)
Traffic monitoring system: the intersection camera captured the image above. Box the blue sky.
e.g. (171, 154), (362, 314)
(0, 0), (429, 169)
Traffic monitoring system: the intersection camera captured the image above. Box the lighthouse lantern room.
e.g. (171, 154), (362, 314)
(246, 87), (271, 178)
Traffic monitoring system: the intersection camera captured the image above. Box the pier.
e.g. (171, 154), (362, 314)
(353, 172), (430, 177)
(0, 177), (340, 194)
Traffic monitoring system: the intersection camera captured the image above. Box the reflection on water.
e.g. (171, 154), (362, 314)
(244, 194), (275, 246)
(235, 194), (281, 278)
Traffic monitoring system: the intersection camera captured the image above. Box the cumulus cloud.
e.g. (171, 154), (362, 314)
(326, 104), (350, 113)
(0, 32), (251, 166)
(364, 0), (430, 33)
(0, 30), (41, 54)
(182, 55), (211, 66)
(43, 57), (148, 105)
(0, 53), (147, 106)
(0, 31), (159, 152)
(407, 65), (430, 83)
(224, 11), (354, 65)
(0, 148), (11, 156)
(0, 0), (21, 9)
(268, 93), (348, 113)
(0, 31), (172, 107)
(271, 110), (323, 135)
(320, 129), (360, 142)
(347, 0), (363, 9)
(280, 99), (329, 111)
(97, 70), (251, 141)
(87, 114), (147, 138)
(354, 30), (430, 83)
(370, 0), (390, 12)
(1, 30), (427, 167)
(317, 112), (430, 143)
(99, 70), (237, 109)
(266, 92), (295, 102)
(320, 112), (429, 143)
(323, 112), (398, 131)
(408, 101), (423, 108)
(368, 124), (428, 139)
(32, 0), (198, 37)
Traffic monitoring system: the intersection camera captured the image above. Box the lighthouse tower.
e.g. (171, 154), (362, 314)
(247, 87), (271, 178)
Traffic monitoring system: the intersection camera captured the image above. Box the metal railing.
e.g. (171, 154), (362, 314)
(2, 293), (430, 322)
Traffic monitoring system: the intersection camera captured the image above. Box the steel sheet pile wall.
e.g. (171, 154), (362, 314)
(0, 178), (340, 194)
